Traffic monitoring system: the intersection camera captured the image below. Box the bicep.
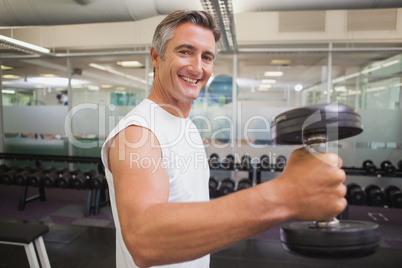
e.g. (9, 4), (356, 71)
(108, 125), (170, 224)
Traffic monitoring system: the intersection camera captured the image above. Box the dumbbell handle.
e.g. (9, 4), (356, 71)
(305, 132), (340, 228)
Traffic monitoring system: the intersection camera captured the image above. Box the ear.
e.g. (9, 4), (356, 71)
(150, 47), (160, 68)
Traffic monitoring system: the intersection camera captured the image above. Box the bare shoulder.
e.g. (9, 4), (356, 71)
(108, 125), (169, 206)
(108, 125), (161, 173)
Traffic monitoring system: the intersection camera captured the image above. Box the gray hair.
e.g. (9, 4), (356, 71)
(152, 10), (221, 59)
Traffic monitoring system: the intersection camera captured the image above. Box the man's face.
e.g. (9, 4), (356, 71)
(152, 22), (216, 104)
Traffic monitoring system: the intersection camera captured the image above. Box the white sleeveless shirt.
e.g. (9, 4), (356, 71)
(101, 99), (210, 268)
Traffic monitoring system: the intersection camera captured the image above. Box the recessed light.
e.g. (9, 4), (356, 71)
(1, 65), (13, 70)
(335, 86), (347, 92)
(88, 85), (100, 91)
(2, 74), (20, 79)
(264, 71), (283, 77)
(2, 89), (15, 94)
(261, 79), (276, 84)
(271, 59), (292, 65)
(40, 74), (58, 78)
(294, 84), (303, 91)
(258, 86), (271, 91)
(117, 61), (144, 68)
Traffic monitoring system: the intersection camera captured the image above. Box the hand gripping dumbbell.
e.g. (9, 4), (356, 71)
(271, 103), (379, 258)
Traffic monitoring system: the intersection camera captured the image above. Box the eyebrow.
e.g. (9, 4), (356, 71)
(174, 44), (216, 59)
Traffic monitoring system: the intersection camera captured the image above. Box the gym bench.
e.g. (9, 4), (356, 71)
(0, 220), (51, 268)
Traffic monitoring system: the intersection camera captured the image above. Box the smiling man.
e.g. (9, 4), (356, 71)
(102, 10), (347, 268)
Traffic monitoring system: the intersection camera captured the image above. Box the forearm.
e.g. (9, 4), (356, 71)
(120, 180), (290, 267)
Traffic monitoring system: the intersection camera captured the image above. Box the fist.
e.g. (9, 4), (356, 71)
(275, 147), (347, 222)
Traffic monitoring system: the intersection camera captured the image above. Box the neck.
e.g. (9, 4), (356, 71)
(148, 90), (192, 118)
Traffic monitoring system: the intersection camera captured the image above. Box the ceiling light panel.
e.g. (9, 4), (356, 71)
(0, 34), (50, 54)
(264, 71), (283, 77)
(117, 61), (144, 68)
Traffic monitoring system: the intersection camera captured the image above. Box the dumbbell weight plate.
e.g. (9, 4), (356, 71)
(385, 186), (402, 208)
(239, 154), (252, 171)
(280, 220), (379, 258)
(260, 155), (271, 170)
(380, 160), (392, 170)
(271, 103), (363, 145)
(221, 154), (235, 170)
(209, 153), (220, 169)
(275, 155), (287, 171)
(362, 160), (374, 168)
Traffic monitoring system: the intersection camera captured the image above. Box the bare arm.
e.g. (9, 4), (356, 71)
(108, 126), (346, 268)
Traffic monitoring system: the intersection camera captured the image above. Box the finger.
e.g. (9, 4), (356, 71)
(337, 156), (343, 168)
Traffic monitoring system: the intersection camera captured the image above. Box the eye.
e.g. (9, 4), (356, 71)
(179, 50), (190, 55)
(202, 55), (213, 62)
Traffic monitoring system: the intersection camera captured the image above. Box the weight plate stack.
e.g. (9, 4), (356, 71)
(280, 220), (379, 258)
(271, 103), (362, 145)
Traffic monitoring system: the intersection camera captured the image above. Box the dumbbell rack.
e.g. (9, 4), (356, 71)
(342, 161), (402, 208)
(0, 153), (106, 216)
(209, 154), (254, 198)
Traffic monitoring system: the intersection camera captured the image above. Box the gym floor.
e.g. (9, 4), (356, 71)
(1, 185), (402, 267)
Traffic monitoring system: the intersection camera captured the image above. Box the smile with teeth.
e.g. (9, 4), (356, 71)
(180, 76), (198, 84)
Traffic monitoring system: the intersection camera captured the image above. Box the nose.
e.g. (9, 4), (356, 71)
(188, 55), (202, 76)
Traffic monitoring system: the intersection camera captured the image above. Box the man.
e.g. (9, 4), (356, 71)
(101, 10), (346, 268)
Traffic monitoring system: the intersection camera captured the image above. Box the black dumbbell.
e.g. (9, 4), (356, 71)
(43, 170), (60, 188)
(209, 176), (219, 198)
(90, 173), (106, 189)
(71, 170), (89, 190)
(218, 178), (235, 196)
(237, 178), (252, 191)
(381, 160), (396, 176)
(56, 171), (72, 189)
(275, 155), (287, 171)
(28, 168), (45, 187)
(0, 164), (11, 174)
(0, 166), (21, 185)
(14, 167), (35, 186)
(260, 154), (271, 171)
(397, 160), (402, 170)
(85, 169), (98, 179)
(271, 103), (379, 258)
(209, 153), (220, 169)
(346, 183), (367, 206)
(362, 160), (377, 175)
(385, 185), (402, 208)
(70, 169), (83, 176)
(0, 165), (11, 183)
(365, 185), (387, 207)
(221, 154), (235, 170)
(239, 154), (252, 171)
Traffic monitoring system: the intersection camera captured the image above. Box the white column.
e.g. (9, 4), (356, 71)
(326, 43), (333, 103)
(231, 54), (238, 155)
(0, 60), (4, 154)
(67, 57), (73, 157)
